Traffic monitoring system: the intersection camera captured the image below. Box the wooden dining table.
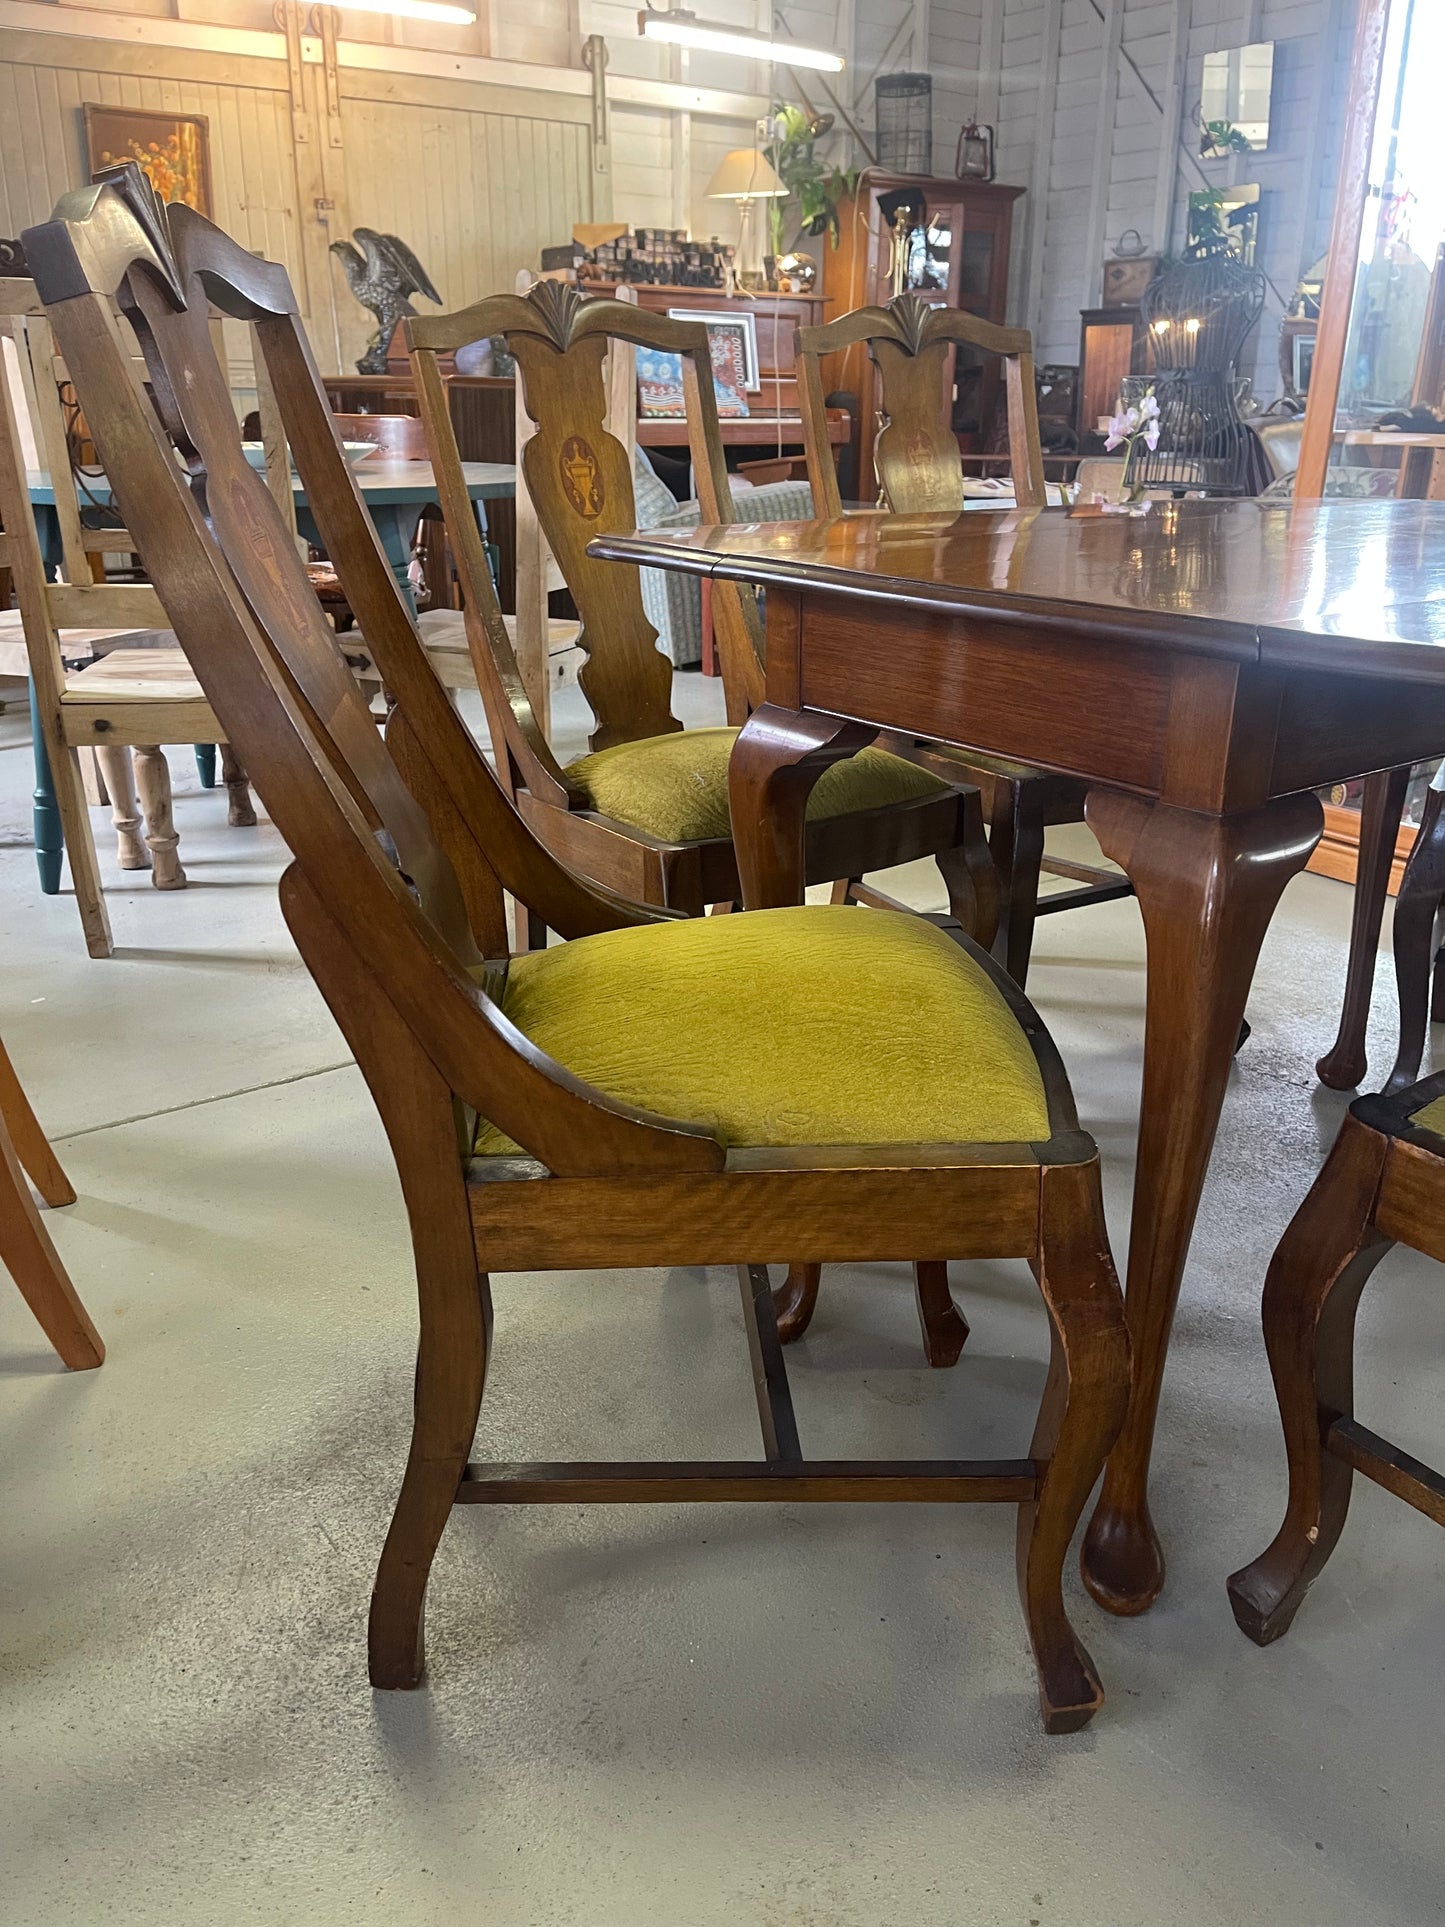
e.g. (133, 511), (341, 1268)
(591, 495), (1445, 1620)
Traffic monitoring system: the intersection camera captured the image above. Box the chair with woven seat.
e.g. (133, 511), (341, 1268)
(404, 283), (998, 934)
(32, 168), (1134, 1732)
(1228, 1070), (1445, 1647)
(0, 279), (253, 955)
(797, 293), (1135, 986)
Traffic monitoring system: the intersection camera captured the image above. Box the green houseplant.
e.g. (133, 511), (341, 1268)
(763, 105), (859, 254)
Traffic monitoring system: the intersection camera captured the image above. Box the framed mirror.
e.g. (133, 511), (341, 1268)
(1199, 42), (1275, 157)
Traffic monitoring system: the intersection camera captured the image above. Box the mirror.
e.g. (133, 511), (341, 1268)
(1200, 42), (1275, 157)
(1187, 183), (1260, 264)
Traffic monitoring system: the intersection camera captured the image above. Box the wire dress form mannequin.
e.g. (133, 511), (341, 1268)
(1127, 241), (1266, 495)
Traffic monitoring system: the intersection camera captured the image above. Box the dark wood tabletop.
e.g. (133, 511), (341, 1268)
(593, 497), (1445, 680)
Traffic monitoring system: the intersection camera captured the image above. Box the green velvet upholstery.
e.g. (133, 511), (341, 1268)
(566, 725), (950, 844)
(474, 905), (1050, 1155)
(1409, 1095), (1445, 1137)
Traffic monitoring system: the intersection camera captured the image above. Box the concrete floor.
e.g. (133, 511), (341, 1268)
(3, 675), (1444, 1927)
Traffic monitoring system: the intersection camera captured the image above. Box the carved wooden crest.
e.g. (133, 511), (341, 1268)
(524, 277), (590, 350)
(886, 291), (938, 357)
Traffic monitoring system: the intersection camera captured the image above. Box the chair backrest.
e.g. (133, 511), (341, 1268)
(23, 166), (721, 1180)
(796, 292), (1046, 517)
(0, 276), (172, 725)
(407, 285), (766, 798)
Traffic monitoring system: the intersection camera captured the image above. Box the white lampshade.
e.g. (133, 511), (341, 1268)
(705, 149), (788, 201)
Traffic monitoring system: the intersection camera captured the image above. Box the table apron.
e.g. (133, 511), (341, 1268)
(774, 589), (1445, 813)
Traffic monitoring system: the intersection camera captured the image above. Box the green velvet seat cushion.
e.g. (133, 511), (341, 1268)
(1409, 1095), (1445, 1136)
(566, 725), (949, 844)
(474, 904), (1049, 1156)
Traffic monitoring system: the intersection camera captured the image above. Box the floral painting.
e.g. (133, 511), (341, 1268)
(83, 105), (212, 216)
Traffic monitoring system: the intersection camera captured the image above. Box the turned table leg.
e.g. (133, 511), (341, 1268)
(1317, 765), (1411, 1090)
(1080, 789), (1324, 1616)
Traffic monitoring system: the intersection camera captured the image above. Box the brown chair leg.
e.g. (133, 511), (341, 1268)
(132, 746), (187, 890)
(937, 796), (1000, 950)
(913, 1260), (969, 1367)
(1227, 1112), (1392, 1645)
(51, 745), (113, 959)
(93, 745), (148, 871)
(1017, 1159), (1129, 1732)
(0, 1036), (74, 1208)
(1317, 765), (1410, 1090)
(988, 776), (1045, 988)
(773, 1263), (820, 1342)
(1384, 784), (1445, 1095)
(0, 1092), (101, 1369)
(280, 867), (487, 1688)
(219, 742), (257, 827)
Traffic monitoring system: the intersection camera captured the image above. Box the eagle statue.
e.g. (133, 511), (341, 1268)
(329, 228), (442, 374)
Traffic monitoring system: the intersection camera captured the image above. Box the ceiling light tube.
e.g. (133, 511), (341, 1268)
(638, 9), (844, 73)
(338, 0), (478, 26)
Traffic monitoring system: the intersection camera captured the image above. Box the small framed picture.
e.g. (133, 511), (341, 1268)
(84, 104), (212, 216)
(669, 308), (761, 393)
(1293, 333), (1315, 395)
(638, 339), (750, 420)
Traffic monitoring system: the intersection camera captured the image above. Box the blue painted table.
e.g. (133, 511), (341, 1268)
(25, 458), (514, 892)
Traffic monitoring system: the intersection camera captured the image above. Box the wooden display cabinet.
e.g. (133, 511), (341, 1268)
(1076, 305), (1146, 450)
(822, 172), (1024, 494)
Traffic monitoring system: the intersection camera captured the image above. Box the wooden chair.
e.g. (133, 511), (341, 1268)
(0, 279), (253, 955)
(32, 167), (1134, 1731)
(797, 294), (1135, 986)
(1228, 1069), (1445, 1646)
(0, 1026), (101, 1369)
(404, 285), (999, 933)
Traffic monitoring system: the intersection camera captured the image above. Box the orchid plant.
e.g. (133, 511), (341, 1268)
(1102, 388), (1160, 507)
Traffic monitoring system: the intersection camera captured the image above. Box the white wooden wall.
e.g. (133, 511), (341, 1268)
(928, 0), (1357, 390)
(0, 0), (1360, 398)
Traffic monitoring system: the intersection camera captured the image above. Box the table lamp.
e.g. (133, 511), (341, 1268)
(705, 149), (787, 292)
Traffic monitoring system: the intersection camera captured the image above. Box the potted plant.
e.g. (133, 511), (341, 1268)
(763, 105), (859, 256)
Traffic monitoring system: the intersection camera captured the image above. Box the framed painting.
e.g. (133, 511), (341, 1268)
(637, 340), (750, 420)
(671, 308), (761, 393)
(83, 104), (212, 217)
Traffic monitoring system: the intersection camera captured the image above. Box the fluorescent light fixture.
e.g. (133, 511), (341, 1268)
(638, 8), (844, 73)
(339, 0), (477, 24)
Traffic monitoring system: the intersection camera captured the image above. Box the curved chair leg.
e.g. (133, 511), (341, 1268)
(219, 742), (258, 827)
(1318, 766), (1410, 1090)
(1227, 1112), (1392, 1645)
(937, 796), (1000, 950)
(132, 746), (187, 891)
(1018, 1160), (1130, 1733)
(1384, 784), (1445, 1095)
(914, 1260), (969, 1367)
(988, 776), (1045, 989)
(773, 1263), (820, 1343)
(280, 867), (488, 1688)
(829, 876), (859, 905)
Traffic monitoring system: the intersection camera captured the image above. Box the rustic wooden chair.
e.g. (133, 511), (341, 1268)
(404, 284), (998, 934)
(796, 293), (1135, 986)
(0, 1026), (101, 1369)
(0, 278), (252, 954)
(1228, 1069), (1445, 1646)
(31, 168), (1133, 1731)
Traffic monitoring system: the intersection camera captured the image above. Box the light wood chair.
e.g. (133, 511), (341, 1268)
(1229, 1070), (1445, 1646)
(0, 279), (253, 954)
(797, 293), (1135, 986)
(34, 168), (1134, 1732)
(405, 284), (999, 935)
(0, 1027), (101, 1369)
